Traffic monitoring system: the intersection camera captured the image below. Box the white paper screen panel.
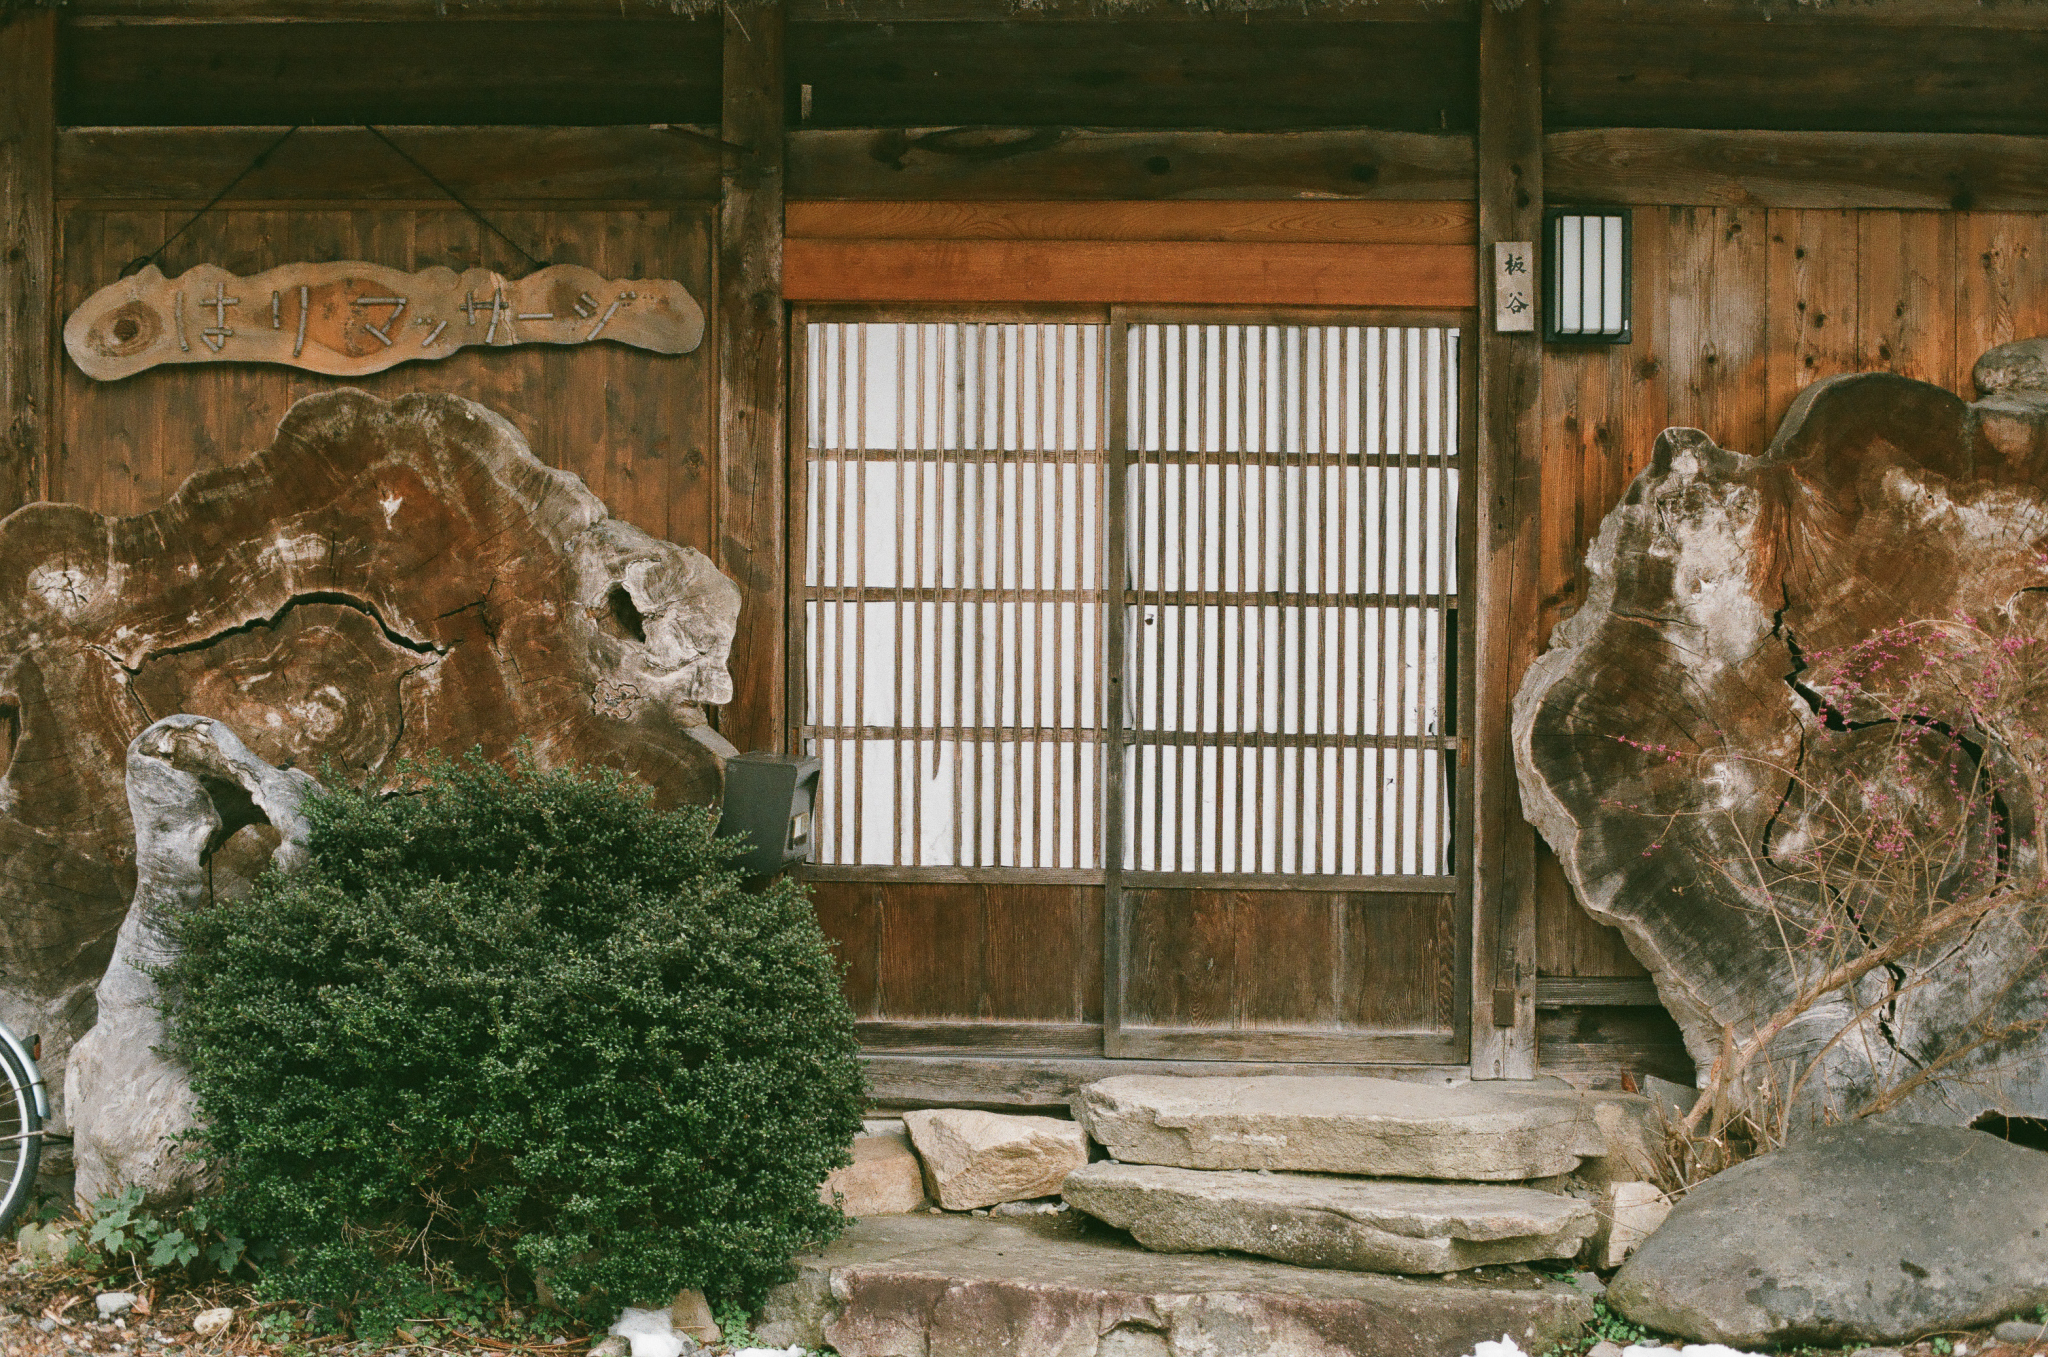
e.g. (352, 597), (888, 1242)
(1553, 213), (1626, 339)
(799, 317), (1462, 881)
(802, 320), (1109, 869)
(1121, 322), (1460, 878)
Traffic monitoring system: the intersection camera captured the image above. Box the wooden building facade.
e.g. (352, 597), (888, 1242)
(6, 0), (2048, 1107)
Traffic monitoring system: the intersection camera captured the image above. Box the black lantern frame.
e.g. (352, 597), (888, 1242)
(1543, 206), (1633, 345)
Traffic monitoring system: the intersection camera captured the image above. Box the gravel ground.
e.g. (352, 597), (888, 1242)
(0, 1241), (604, 1357)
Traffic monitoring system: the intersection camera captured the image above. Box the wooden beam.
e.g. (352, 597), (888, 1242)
(864, 1053), (1470, 1110)
(1469, 0), (1541, 1082)
(787, 21), (1476, 133)
(783, 239), (1477, 306)
(60, 0), (1478, 18)
(1549, 0), (2048, 27)
(1546, 19), (2048, 137)
(55, 126), (723, 204)
(786, 198), (1477, 243)
(56, 0), (2048, 26)
(1, 11), (55, 514)
(1546, 128), (2048, 211)
(791, 0), (1477, 16)
(59, 19), (721, 128)
(717, 1), (788, 759)
(787, 128), (1475, 201)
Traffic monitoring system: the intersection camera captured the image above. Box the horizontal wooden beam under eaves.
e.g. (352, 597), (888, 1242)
(53, 0), (2048, 24)
(58, 125), (2048, 214)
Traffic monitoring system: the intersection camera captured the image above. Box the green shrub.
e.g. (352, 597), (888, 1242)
(158, 752), (866, 1330)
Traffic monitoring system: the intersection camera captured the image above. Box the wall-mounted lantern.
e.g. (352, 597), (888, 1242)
(1544, 207), (1632, 345)
(715, 751), (822, 879)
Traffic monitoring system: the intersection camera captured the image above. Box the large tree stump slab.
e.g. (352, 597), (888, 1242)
(0, 389), (740, 1120)
(1516, 346), (2048, 1126)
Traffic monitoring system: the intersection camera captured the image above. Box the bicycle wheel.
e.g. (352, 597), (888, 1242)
(0, 1034), (42, 1236)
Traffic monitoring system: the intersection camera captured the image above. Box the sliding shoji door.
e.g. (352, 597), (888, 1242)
(1105, 310), (1473, 1062)
(792, 306), (1473, 1064)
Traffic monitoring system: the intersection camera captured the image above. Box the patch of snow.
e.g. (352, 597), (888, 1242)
(1460, 1338), (1527, 1357)
(607, 1307), (687, 1357)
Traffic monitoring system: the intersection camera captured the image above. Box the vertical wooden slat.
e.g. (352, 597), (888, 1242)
(1028, 327), (1044, 867)
(1103, 311), (1131, 1049)
(1190, 326), (1207, 873)
(1393, 327), (1415, 878)
(948, 321), (967, 864)
(1303, 326), (1323, 874)
(892, 323), (909, 864)
(852, 324), (870, 862)
(719, 0), (786, 758)
(1956, 213), (2048, 395)
(786, 311), (814, 853)
(1765, 208), (1860, 433)
(1146, 326), (1163, 873)
(1253, 327), (1269, 871)
(1436, 326), (1457, 875)
(2, 11), (55, 512)
(1336, 326), (1355, 875)
(1472, 0), (1543, 1080)
(1286, 327), (1307, 876)
(1374, 328), (1398, 876)
(999, 323), (1017, 868)
(1054, 327), (1072, 870)
(827, 323), (847, 860)
(910, 323), (928, 865)
(1232, 325), (1252, 874)
(1858, 211), (1957, 392)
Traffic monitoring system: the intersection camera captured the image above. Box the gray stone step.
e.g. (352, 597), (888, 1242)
(1075, 1074), (1599, 1180)
(755, 1212), (1594, 1357)
(1062, 1161), (1598, 1275)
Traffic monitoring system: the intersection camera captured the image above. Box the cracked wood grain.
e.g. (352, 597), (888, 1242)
(0, 388), (740, 1121)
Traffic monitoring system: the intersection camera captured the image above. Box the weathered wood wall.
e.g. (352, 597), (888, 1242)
(52, 203), (717, 553)
(1531, 206), (2048, 988)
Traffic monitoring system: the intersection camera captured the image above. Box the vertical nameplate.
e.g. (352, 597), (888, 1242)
(1493, 241), (1536, 334)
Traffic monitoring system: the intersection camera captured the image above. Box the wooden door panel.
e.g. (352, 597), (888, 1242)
(808, 877), (1102, 1048)
(1120, 887), (1458, 1055)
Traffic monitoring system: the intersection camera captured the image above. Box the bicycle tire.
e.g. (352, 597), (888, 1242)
(0, 1035), (42, 1236)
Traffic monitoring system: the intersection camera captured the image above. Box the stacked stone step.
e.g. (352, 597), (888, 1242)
(819, 1074), (1672, 1277)
(1062, 1075), (1618, 1276)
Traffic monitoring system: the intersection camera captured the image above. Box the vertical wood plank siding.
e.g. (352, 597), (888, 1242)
(1470, 0), (1543, 1080)
(52, 206), (716, 544)
(1532, 205), (2048, 984)
(0, 12), (56, 514)
(718, 4), (790, 757)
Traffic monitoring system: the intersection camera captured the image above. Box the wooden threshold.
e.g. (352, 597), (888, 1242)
(863, 1051), (1473, 1110)
(1112, 1026), (1463, 1065)
(856, 1020), (1103, 1054)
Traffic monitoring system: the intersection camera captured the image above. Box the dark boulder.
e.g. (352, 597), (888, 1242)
(1608, 1122), (2048, 1347)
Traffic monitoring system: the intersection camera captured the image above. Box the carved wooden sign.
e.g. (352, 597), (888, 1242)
(64, 261), (705, 380)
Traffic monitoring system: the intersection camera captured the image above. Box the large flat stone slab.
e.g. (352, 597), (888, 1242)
(1062, 1162), (1598, 1275)
(1074, 1075), (1595, 1180)
(755, 1212), (1594, 1357)
(1609, 1123), (2048, 1347)
(902, 1109), (1089, 1210)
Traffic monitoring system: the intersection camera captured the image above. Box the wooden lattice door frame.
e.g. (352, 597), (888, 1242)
(787, 303), (1478, 1067)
